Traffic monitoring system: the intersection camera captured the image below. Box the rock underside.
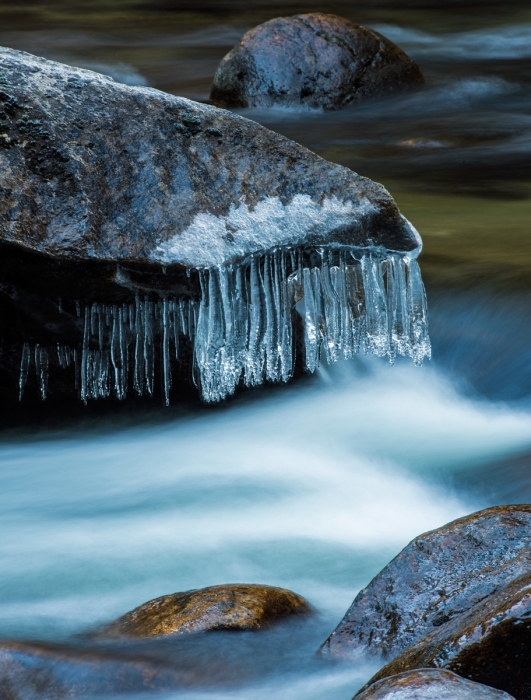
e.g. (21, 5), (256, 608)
(322, 505), (531, 660)
(210, 13), (424, 111)
(96, 583), (312, 639)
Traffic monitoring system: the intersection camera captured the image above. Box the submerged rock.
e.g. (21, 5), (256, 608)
(354, 669), (515, 700)
(97, 584), (311, 638)
(0, 47), (429, 408)
(365, 572), (531, 699)
(322, 505), (531, 659)
(209, 13), (424, 111)
(0, 641), (187, 698)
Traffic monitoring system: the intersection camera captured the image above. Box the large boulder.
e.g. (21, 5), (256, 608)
(0, 641), (187, 698)
(209, 13), (424, 111)
(0, 45), (418, 284)
(96, 584), (311, 639)
(322, 505), (531, 659)
(0, 46), (428, 408)
(354, 669), (515, 700)
(363, 572), (531, 699)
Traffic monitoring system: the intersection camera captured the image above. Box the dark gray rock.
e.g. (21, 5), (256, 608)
(0, 46), (418, 281)
(354, 669), (515, 700)
(0, 46), (426, 409)
(96, 583), (312, 639)
(322, 505), (531, 659)
(0, 641), (188, 698)
(364, 572), (531, 700)
(210, 13), (424, 111)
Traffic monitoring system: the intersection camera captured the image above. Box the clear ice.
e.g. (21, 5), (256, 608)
(18, 248), (431, 404)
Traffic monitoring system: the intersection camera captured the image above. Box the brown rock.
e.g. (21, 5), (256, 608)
(97, 583), (312, 639)
(210, 13), (424, 111)
(354, 669), (515, 700)
(0, 641), (188, 698)
(363, 573), (531, 700)
(322, 505), (531, 659)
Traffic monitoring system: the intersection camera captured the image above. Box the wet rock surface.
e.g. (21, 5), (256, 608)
(322, 505), (531, 659)
(0, 46), (418, 284)
(0, 641), (188, 698)
(209, 13), (423, 111)
(0, 46), (422, 409)
(97, 584), (312, 638)
(364, 572), (531, 699)
(354, 669), (515, 700)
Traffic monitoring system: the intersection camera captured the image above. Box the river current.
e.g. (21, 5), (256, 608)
(0, 1), (531, 698)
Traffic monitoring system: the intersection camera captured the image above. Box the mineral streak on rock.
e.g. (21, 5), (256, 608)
(364, 572), (531, 700)
(96, 584), (312, 639)
(322, 505), (531, 660)
(354, 669), (515, 700)
(0, 641), (188, 698)
(0, 47), (429, 405)
(210, 13), (424, 111)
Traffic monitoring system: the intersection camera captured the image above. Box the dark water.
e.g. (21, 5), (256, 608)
(0, 2), (530, 698)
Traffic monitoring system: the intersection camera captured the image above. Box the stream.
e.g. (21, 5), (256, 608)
(0, 0), (530, 697)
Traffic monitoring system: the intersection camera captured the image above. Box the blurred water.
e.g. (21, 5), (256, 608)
(1, 342), (531, 696)
(1, 2), (531, 698)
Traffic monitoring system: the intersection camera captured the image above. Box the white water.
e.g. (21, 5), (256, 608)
(2, 355), (531, 698)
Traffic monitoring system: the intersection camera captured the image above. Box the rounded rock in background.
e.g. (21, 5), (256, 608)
(209, 13), (424, 111)
(97, 584), (312, 638)
(354, 669), (515, 700)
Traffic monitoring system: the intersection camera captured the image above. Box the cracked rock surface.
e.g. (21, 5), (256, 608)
(210, 13), (423, 111)
(354, 669), (515, 700)
(322, 505), (531, 659)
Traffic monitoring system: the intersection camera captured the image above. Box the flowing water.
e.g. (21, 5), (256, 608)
(1, 1), (531, 698)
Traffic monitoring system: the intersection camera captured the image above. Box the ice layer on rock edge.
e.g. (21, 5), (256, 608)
(18, 246), (431, 405)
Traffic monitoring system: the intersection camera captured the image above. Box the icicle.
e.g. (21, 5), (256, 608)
(18, 246), (431, 405)
(406, 257), (432, 366)
(18, 343), (31, 401)
(245, 256), (264, 386)
(302, 266), (320, 373)
(34, 344), (49, 400)
(361, 255), (389, 358)
(162, 297), (171, 406)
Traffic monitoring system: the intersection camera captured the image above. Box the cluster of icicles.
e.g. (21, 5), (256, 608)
(19, 248), (431, 404)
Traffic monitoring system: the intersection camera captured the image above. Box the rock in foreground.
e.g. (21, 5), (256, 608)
(0, 46), (429, 408)
(97, 584), (311, 638)
(322, 505), (531, 659)
(363, 572), (531, 699)
(210, 13), (424, 111)
(0, 641), (187, 698)
(354, 669), (515, 700)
